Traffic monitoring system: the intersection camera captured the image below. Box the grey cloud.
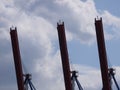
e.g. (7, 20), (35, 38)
(0, 39), (17, 90)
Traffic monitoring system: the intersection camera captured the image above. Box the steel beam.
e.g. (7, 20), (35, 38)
(10, 28), (24, 90)
(57, 22), (72, 90)
(95, 18), (111, 90)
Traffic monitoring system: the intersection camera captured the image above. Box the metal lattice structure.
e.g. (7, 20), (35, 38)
(24, 74), (36, 90)
(71, 71), (83, 90)
(109, 68), (120, 90)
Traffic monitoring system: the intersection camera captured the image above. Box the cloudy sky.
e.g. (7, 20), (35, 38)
(0, 0), (120, 90)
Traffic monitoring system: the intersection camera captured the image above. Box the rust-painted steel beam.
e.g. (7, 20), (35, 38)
(57, 22), (72, 90)
(10, 28), (24, 90)
(95, 18), (111, 90)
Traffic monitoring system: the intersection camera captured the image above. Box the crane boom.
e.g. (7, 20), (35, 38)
(10, 27), (24, 90)
(57, 22), (72, 90)
(95, 18), (111, 90)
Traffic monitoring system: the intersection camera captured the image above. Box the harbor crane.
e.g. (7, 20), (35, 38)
(9, 18), (120, 90)
(95, 17), (120, 90)
(57, 21), (83, 90)
(10, 27), (36, 90)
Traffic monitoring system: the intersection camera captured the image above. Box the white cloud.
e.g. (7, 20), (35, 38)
(70, 64), (120, 90)
(11, 0), (120, 44)
(70, 64), (102, 90)
(0, 0), (120, 90)
(101, 11), (120, 40)
(12, 0), (97, 44)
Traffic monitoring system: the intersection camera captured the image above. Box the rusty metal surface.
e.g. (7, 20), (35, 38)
(57, 22), (72, 90)
(95, 18), (111, 90)
(10, 28), (24, 90)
